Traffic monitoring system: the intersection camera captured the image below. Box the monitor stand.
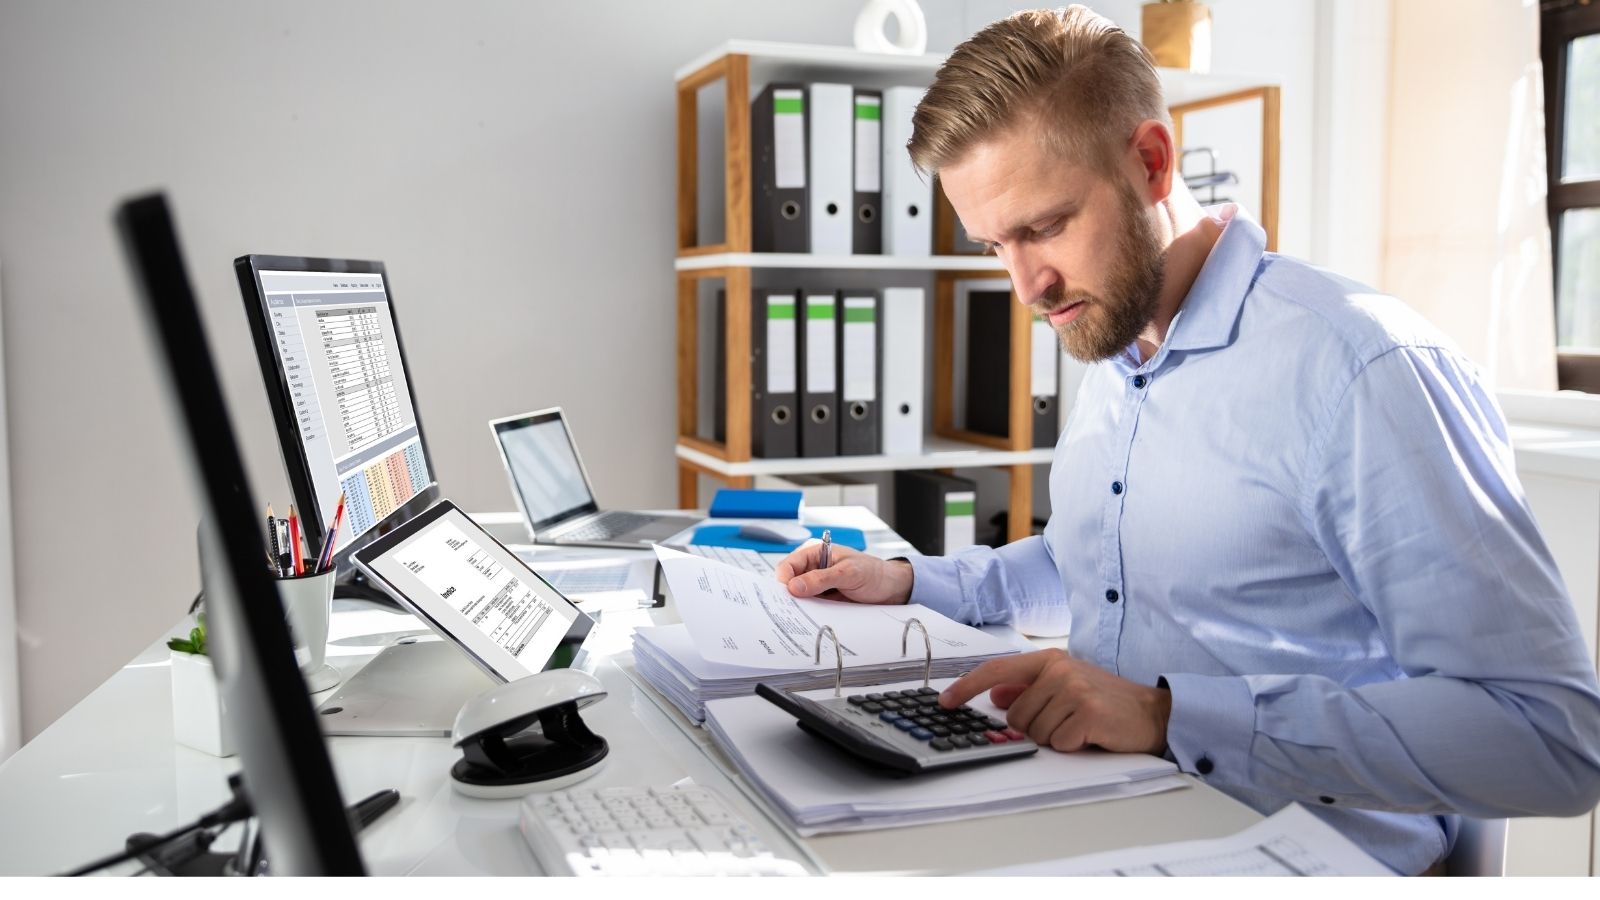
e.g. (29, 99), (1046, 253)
(314, 637), (495, 737)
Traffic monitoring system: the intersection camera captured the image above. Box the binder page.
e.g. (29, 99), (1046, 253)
(654, 544), (1014, 669)
(976, 803), (1393, 876)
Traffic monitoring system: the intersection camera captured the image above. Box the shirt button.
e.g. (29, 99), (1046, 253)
(1320, 795), (1336, 805)
(1105, 589), (1119, 603)
(1111, 481), (1123, 495)
(1132, 375), (1147, 389)
(1196, 756), (1214, 775)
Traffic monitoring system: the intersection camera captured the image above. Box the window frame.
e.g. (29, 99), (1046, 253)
(1543, 0), (1600, 390)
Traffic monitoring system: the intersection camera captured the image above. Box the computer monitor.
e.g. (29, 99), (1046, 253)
(490, 409), (601, 534)
(118, 194), (363, 874)
(234, 255), (439, 587)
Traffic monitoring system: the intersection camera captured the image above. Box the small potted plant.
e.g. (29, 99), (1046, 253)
(169, 614), (235, 757)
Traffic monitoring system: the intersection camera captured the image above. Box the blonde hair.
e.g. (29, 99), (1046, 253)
(909, 6), (1169, 176)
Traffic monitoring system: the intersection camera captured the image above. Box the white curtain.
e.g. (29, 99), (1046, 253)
(1383, 0), (1558, 390)
(0, 261), (17, 761)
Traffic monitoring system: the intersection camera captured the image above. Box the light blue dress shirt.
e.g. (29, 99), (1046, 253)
(908, 206), (1600, 875)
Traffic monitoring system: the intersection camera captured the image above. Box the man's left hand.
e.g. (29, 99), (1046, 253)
(939, 649), (1171, 755)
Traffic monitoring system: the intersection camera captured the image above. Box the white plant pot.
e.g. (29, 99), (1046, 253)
(170, 650), (235, 758)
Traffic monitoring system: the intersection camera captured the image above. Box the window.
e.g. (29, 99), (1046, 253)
(1543, 0), (1600, 390)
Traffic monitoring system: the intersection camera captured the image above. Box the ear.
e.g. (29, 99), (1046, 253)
(1126, 120), (1176, 204)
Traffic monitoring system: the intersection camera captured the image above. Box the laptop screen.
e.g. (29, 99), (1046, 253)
(493, 411), (598, 531)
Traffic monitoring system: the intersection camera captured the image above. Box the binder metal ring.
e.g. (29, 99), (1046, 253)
(901, 618), (933, 688)
(1033, 396), (1051, 414)
(781, 200), (800, 220)
(814, 626), (844, 697)
(810, 404), (830, 424)
(772, 405), (791, 424)
(849, 401), (869, 420)
(858, 204), (876, 223)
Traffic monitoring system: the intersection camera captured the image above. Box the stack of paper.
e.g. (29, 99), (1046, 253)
(634, 546), (1029, 722)
(704, 678), (1185, 835)
(633, 622), (1028, 723)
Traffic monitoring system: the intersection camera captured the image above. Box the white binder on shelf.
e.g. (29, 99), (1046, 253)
(808, 83), (854, 256)
(944, 490), (976, 553)
(881, 287), (924, 455)
(882, 86), (932, 257)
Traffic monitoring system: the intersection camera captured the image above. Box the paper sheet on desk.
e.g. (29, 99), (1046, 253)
(976, 803), (1394, 876)
(654, 544), (1015, 669)
(703, 677), (1183, 835)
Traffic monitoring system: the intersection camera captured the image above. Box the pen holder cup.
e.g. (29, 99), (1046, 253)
(277, 569), (341, 693)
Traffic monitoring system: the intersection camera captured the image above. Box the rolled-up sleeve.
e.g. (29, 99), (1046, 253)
(1163, 345), (1600, 817)
(908, 534), (1068, 634)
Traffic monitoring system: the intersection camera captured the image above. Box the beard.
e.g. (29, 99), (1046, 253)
(1035, 184), (1166, 363)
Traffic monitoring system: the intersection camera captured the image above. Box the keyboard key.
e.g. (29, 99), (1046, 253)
(930, 725), (951, 737)
(1003, 728), (1026, 742)
(913, 716), (935, 727)
(910, 727), (934, 740)
(949, 735), (971, 749)
(930, 738), (954, 751)
(893, 718), (918, 731)
(879, 711), (903, 723)
(968, 734), (990, 746)
(861, 702), (883, 713)
(985, 717), (1007, 731)
(882, 691), (903, 700)
(916, 687), (939, 696)
(946, 723), (970, 735)
(846, 695), (867, 705)
(879, 699), (903, 710)
(984, 730), (1008, 743)
(865, 693), (885, 702)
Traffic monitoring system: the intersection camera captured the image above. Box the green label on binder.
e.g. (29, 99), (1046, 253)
(806, 299), (835, 319)
(855, 102), (881, 120)
(774, 97), (804, 115)
(768, 302), (795, 320)
(945, 497), (975, 517)
(844, 306), (876, 323)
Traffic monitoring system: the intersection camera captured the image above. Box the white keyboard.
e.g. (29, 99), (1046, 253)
(678, 544), (777, 575)
(519, 784), (806, 877)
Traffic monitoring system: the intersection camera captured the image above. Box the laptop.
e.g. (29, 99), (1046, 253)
(491, 407), (701, 549)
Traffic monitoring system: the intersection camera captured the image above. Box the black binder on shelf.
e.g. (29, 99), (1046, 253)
(752, 83), (809, 253)
(1030, 315), (1059, 448)
(799, 290), (839, 457)
(713, 290), (726, 444)
(852, 88), (883, 255)
(965, 289), (1013, 440)
(752, 291), (800, 458)
(893, 470), (978, 556)
(837, 290), (880, 456)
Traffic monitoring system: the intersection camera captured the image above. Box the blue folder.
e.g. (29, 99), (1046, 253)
(689, 524), (867, 554)
(707, 488), (804, 519)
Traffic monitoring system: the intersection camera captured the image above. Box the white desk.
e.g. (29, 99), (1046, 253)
(0, 508), (1260, 876)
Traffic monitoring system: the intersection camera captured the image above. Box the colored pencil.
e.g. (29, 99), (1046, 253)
(316, 492), (347, 573)
(288, 505), (304, 576)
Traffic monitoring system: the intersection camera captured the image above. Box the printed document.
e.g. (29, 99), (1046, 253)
(654, 544), (1014, 669)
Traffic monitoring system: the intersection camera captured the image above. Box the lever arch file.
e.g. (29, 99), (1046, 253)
(851, 89), (883, 255)
(752, 291), (800, 458)
(881, 287), (924, 455)
(752, 84), (809, 253)
(808, 83), (854, 256)
(799, 291), (839, 457)
(838, 291), (880, 455)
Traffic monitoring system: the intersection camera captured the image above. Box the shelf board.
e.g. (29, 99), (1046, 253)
(675, 252), (1006, 273)
(676, 435), (1054, 477)
(678, 40), (1278, 106)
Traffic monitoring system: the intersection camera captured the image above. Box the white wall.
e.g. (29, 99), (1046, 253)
(0, 0), (1326, 742)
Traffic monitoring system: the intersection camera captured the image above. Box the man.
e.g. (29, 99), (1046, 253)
(777, 6), (1600, 875)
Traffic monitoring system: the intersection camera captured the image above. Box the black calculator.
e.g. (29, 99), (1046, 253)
(755, 683), (1038, 774)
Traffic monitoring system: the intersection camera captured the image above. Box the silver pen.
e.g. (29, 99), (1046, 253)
(819, 529), (832, 570)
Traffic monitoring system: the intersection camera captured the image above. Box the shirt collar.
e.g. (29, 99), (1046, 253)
(1159, 204), (1267, 353)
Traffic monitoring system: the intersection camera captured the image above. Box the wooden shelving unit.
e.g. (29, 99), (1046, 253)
(673, 40), (1280, 543)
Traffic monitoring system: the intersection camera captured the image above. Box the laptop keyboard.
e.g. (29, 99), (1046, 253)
(562, 510), (653, 543)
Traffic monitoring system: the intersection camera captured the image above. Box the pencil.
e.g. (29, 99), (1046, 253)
(316, 492), (347, 573)
(289, 505), (304, 576)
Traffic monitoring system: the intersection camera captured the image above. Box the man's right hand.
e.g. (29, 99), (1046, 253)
(775, 543), (914, 605)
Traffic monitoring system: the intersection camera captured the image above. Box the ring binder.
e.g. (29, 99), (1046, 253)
(901, 618), (931, 688)
(815, 625), (844, 697)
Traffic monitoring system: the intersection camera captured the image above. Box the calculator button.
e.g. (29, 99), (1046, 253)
(949, 735), (972, 749)
(882, 691), (903, 700)
(985, 718), (1007, 731)
(910, 727), (934, 740)
(846, 695), (867, 705)
(879, 699), (902, 711)
(930, 738), (954, 751)
(861, 702), (883, 713)
(968, 734), (990, 746)
(893, 718), (918, 731)
(1003, 728), (1026, 742)
(947, 723), (970, 735)
(865, 693), (885, 702)
(929, 725), (951, 737)
(879, 710), (903, 723)
(984, 730), (1009, 743)
(913, 716), (935, 727)
(956, 705), (975, 714)
(916, 687), (939, 696)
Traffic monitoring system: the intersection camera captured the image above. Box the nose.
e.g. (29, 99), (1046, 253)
(1005, 245), (1057, 307)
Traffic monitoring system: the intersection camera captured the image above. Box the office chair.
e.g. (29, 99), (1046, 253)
(1444, 817), (1507, 876)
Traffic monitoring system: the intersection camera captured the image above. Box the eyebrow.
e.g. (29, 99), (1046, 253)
(965, 200), (1078, 245)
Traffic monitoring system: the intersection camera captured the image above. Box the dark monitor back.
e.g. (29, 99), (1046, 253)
(118, 194), (364, 875)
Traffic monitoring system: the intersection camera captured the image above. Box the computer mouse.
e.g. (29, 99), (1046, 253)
(737, 521), (814, 544)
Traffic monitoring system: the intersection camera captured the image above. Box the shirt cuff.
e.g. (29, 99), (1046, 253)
(905, 554), (969, 622)
(1160, 672), (1256, 788)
